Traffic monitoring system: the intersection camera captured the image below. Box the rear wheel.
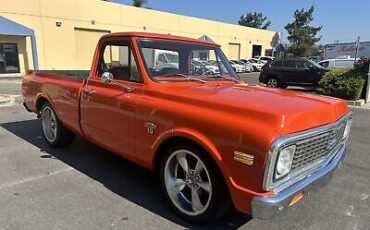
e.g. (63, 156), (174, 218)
(40, 103), (75, 147)
(159, 143), (231, 223)
(266, 77), (279, 88)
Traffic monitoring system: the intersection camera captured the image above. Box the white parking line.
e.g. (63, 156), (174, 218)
(0, 167), (74, 190)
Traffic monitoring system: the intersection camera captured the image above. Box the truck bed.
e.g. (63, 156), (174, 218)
(22, 70), (88, 136)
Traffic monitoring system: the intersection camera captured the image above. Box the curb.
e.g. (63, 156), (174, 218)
(346, 99), (365, 106)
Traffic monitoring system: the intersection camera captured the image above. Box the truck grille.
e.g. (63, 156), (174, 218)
(291, 123), (346, 171)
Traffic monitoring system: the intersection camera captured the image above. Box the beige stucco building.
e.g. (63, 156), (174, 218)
(0, 0), (278, 74)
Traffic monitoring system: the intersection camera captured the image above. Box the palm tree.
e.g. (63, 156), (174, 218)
(132, 0), (147, 7)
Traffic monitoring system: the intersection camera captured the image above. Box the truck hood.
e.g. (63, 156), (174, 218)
(160, 83), (350, 135)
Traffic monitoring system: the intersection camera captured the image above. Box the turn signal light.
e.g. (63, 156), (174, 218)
(289, 191), (305, 206)
(233, 151), (254, 166)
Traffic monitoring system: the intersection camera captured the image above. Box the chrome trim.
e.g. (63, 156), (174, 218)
(253, 144), (347, 219)
(234, 151), (254, 166)
(263, 112), (352, 192)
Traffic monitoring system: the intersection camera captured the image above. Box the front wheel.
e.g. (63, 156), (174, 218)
(40, 103), (75, 147)
(159, 144), (231, 223)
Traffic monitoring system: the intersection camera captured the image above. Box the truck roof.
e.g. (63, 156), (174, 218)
(102, 32), (220, 47)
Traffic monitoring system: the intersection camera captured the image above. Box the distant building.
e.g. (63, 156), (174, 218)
(324, 41), (370, 60)
(0, 0), (277, 75)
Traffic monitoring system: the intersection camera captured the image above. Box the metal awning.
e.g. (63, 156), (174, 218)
(198, 35), (215, 43)
(0, 16), (39, 70)
(273, 43), (286, 52)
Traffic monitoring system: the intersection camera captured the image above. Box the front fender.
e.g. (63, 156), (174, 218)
(151, 127), (222, 162)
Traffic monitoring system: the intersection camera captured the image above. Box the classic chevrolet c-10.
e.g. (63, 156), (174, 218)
(22, 32), (352, 223)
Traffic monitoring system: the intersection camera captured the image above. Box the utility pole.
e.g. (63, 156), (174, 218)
(354, 36), (360, 60)
(366, 65), (370, 104)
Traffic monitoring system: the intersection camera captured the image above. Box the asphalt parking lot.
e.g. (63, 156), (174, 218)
(0, 78), (369, 229)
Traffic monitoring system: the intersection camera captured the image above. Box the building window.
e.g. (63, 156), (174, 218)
(0, 43), (20, 74)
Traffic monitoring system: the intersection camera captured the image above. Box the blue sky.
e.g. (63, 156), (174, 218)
(114, 0), (370, 44)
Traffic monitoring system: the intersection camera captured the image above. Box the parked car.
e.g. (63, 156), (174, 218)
(229, 60), (246, 72)
(245, 58), (265, 71)
(198, 60), (220, 75)
(191, 60), (208, 75)
(238, 59), (255, 72)
(22, 32), (352, 223)
(318, 58), (356, 70)
(255, 56), (275, 63)
(259, 58), (326, 88)
(153, 50), (179, 72)
(230, 60), (252, 72)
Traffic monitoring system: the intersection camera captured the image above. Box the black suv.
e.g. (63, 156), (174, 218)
(259, 58), (326, 88)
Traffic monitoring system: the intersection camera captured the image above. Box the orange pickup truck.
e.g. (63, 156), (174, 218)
(22, 32), (352, 223)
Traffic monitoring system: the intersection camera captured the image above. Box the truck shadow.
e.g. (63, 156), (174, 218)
(1, 119), (251, 229)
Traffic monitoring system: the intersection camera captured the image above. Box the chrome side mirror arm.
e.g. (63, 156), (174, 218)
(101, 71), (134, 93)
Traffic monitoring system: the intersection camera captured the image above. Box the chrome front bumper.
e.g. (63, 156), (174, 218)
(252, 144), (347, 219)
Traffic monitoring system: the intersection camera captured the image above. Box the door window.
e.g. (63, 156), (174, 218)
(271, 60), (282, 67)
(283, 60), (296, 68)
(99, 43), (141, 82)
(296, 60), (309, 69)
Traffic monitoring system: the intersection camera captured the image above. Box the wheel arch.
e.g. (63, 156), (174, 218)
(266, 74), (280, 82)
(152, 129), (224, 177)
(35, 94), (52, 112)
(152, 132), (232, 201)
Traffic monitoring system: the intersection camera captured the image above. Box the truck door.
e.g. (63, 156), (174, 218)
(80, 39), (143, 158)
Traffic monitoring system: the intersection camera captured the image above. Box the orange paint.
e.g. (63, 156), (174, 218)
(22, 32), (350, 215)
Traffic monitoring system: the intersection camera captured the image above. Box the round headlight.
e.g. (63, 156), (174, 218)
(275, 145), (296, 179)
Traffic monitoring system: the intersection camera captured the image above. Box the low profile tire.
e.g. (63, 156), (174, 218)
(40, 102), (75, 147)
(159, 143), (231, 223)
(266, 77), (280, 88)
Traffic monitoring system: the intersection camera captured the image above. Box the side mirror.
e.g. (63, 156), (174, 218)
(101, 72), (113, 84)
(308, 65), (315, 69)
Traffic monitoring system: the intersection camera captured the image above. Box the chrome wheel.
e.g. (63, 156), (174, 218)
(267, 78), (278, 88)
(164, 150), (212, 216)
(41, 106), (57, 143)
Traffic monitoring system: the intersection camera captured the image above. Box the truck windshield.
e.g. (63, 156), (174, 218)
(137, 39), (239, 82)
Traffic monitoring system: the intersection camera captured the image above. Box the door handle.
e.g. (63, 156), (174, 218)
(82, 88), (96, 95)
(123, 86), (134, 93)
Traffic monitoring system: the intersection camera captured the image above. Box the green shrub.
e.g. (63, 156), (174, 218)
(354, 58), (370, 72)
(317, 68), (365, 100)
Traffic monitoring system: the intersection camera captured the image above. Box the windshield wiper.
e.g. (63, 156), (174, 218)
(208, 76), (240, 83)
(161, 73), (207, 83)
